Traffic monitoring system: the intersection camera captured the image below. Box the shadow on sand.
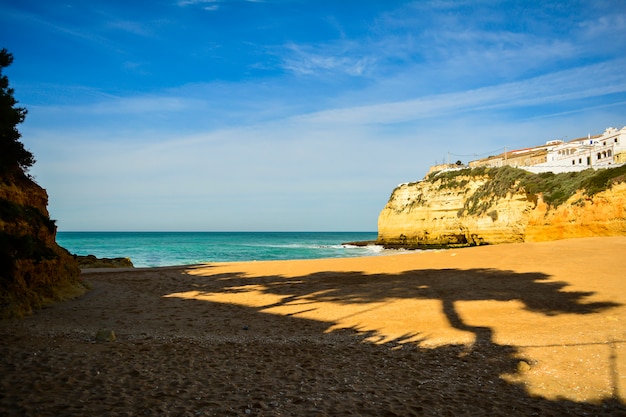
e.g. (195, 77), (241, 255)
(168, 265), (625, 414)
(3, 265), (624, 416)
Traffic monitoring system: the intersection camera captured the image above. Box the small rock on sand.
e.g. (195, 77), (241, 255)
(96, 328), (116, 342)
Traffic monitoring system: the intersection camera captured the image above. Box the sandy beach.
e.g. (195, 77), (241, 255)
(1, 236), (625, 416)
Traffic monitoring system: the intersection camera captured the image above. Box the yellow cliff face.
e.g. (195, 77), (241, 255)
(377, 174), (626, 247)
(525, 182), (626, 241)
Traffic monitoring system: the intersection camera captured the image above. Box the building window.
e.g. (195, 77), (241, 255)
(579, 158), (582, 164)
(608, 150), (612, 157)
(572, 160), (575, 165)
(597, 153), (602, 160)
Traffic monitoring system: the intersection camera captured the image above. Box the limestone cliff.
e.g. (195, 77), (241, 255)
(377, 166), (626, 248)
(0, 171), (84, 317)
(525, 184), (626, 241)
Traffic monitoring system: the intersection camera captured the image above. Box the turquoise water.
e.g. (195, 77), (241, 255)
(56, 232), (383, 267)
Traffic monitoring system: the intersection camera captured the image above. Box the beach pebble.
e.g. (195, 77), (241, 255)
(517, 360), (531, 372)
(96, 328), (116, 342)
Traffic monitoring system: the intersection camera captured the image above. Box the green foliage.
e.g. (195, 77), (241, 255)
(427, 165), (626, 217)
(461, 166), (526, 215)
(0, 48), (34, 175)
(520, 170), (589, 207)
(427, 167), (473, 182)
(580, 164), (626, 197)
(427, 168), (477, 191)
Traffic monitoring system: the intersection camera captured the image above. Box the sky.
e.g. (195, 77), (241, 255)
(1, 0), (626, 231)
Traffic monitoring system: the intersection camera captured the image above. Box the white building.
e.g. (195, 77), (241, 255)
(523, 127), (626, 174)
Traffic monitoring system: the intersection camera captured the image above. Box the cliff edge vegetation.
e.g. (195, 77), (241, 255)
(0, 48), (84, 318)
(377, 165), (626, 248)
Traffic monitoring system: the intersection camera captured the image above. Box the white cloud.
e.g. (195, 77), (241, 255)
(105, 19), (155, 37)
(177, 0), (264, 10)
(28, 94), (205, 117)
(578, 12), (626, 38)
(178, 0), (219, 6)
(89, 95), (201, 114)
(294, 58), (626, 126)
(279, 42), (374, 76)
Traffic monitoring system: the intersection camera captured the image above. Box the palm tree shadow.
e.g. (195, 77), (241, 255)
(177, 266), (626, 412)
(195, 267), (619, 346)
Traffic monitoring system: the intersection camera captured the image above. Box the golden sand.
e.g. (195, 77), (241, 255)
(1, 237), (625, 416)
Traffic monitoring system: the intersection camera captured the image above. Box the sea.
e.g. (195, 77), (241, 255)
(56, 231), (388, 268)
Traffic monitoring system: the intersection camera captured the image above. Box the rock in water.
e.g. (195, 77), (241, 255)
(76, 255), (134, 269)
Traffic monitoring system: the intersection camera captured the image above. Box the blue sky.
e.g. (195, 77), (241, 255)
(2, 0), (626, 231)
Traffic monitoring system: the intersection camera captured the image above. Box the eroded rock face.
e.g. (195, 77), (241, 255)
(525, 183), (626, 242)
(0, 172), (84, 318)
(377, 173), (626, 248)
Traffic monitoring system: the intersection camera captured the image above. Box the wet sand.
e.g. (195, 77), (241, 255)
(1, 236), (625, 416)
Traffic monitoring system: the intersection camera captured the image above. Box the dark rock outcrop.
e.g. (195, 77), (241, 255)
(76, 255), (134, 269)
(0, 171), (85, 318)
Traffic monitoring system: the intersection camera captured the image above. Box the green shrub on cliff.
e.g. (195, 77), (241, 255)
(524, 165), (626, 206)
(428, 164), (626, 216)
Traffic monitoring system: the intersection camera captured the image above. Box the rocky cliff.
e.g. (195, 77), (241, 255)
(0, 171), (84, 317)
(377, 166), (626, 248)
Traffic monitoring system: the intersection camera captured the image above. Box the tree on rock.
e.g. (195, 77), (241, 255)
(0, 48), (83, 318)
(0, 48), (34, 175)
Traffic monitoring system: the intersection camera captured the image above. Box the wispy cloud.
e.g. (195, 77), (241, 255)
(276, 9), (583, 83)
(3, 7), (122, 52)
(577, 12), (626, 37)
(177, 0), (219, 6)
(280, 42), (373, 76)
(29, 93), (200, 116)
(295, 58), (626, 126)
(105, 19), (155, 37)
(177, 0), (263, 11)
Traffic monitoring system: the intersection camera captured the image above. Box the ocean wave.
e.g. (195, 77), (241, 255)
(57, 231), (382, 267)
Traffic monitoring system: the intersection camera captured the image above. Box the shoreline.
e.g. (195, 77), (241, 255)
(2, 236), (625, 415)
(343, 239), (471, 250)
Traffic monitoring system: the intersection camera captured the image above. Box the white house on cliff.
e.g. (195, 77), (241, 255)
(468, 126), (626, 174)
